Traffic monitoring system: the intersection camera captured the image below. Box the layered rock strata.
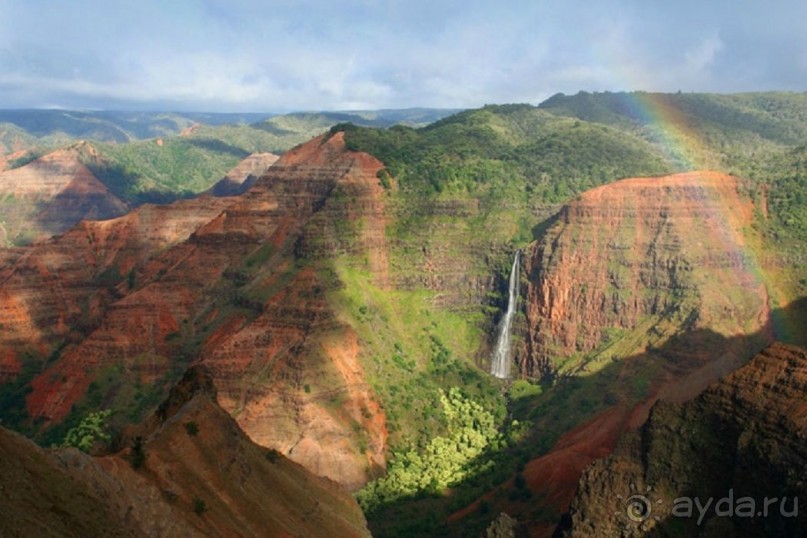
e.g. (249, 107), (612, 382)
(523, 171), (770, 378)
(560, 342), (807, 537)
(0, 366), (372, 537)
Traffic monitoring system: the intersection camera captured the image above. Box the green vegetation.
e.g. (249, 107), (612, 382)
(338, 104), (671, 202)
(72, 109), (458, 207)
(265, 448), (282, 464)
(539, 90), (807, 246)
(192, 497), (207, 515)
(540, 91), (807, 155)
(324, 259), (504, 449)
(748, 145), (807, 243)
(356, 388), (502, 511)
(0, 352), (39, 432)
(184, 421), (200, 436)
(130, 436), (147, 469)
(89, 137), (248, 203)
(62, 410), (112, 453)
(2, 95), (806, 536)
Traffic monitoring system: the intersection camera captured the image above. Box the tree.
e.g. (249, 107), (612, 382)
(130, 436), (147, 469)
(62, 410), (112, 453)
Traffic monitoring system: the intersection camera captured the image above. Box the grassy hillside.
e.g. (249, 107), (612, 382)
(0, 123), (40, 156)
(89, 136), (255, 203)
(341, 104), (672, 200)
(540, 91), (807, 165)
(325, 97), (807, 535)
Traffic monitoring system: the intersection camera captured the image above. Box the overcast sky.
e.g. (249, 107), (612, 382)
(0, 0), (804, 112)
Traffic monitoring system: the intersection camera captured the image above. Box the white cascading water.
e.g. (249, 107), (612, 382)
(490, 250), (521, 379)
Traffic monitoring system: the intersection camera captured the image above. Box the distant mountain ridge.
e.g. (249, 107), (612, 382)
(0, 108), (461, 144)
(539, 91), (807, 162)
(0, 107), (461, 246)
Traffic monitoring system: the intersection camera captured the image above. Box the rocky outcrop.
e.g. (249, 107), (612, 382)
(560, 342), (807, 537)
(523, 171), (770, 378)
(0, 365), (372, 537)
(193, 132), (390, 486)
(0, 143), (129, 245)
(2, 132), (389, 488)
(0, 197), (234, 358)
(484, 512), (523, 538)
(206, 152), (279, 196)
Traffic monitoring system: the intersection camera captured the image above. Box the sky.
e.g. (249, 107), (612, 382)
(0, 0), (805, 112)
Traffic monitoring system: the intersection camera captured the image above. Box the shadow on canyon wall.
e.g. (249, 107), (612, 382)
(366, 296), (806, 538)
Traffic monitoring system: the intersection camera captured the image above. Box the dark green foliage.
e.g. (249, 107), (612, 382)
(130, 436), (147, 469)
(356, 387), (503, 512)
(338, 104), (671, 202)
(749, 145), (807, 242)
(88, 138), (245, 204)
(540, 91), (807, 146)
(192, 497), (206, 515)
(97, 265), (123, 287)
(0, 356), (37, 431)
(184, 421), (199, 436)
(5, 149), (43, 169)
(265, 448), (282, 464)
(540, 91), (807, 172)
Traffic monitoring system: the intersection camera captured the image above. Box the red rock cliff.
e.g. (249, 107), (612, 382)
(3, 132), (389, 489)
(523, 171), (770, 378)
(560, 342), (807, 537)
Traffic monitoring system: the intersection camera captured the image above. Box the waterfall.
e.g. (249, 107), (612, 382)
(490, 250), (521, 379)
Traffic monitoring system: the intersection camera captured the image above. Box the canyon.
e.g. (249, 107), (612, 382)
(0, 365), (371, 537)
(0, 96), (805, 536)
(0, 143), (129, 245)
(0, 131), (390, 490)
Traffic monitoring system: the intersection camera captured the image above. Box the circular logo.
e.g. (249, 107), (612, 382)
(614, 484), (664, 531)
(625, 494), (653, 522)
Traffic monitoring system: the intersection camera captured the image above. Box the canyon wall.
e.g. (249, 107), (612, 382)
(0, 143), (129, 245)
(560, 342), (807, 537)
(0, 366), (371, 537)
(523, 171), (771, 379)
(1, 132), (389, 488)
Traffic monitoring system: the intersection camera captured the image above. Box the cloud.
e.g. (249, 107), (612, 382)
(0, 0), (804, 111)
(685, 35), (724, 74)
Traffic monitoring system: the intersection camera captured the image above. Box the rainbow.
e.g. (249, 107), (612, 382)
(611, 91), (714, 171)
(605, 91), (801, 344)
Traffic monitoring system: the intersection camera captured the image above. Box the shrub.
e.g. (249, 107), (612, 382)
(184, 421), (200, 436)
(62, 410), (112, 453)
(130, 436), (147, 469)
(265, 448), (282, 464)
(193, 497), (206, 515)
